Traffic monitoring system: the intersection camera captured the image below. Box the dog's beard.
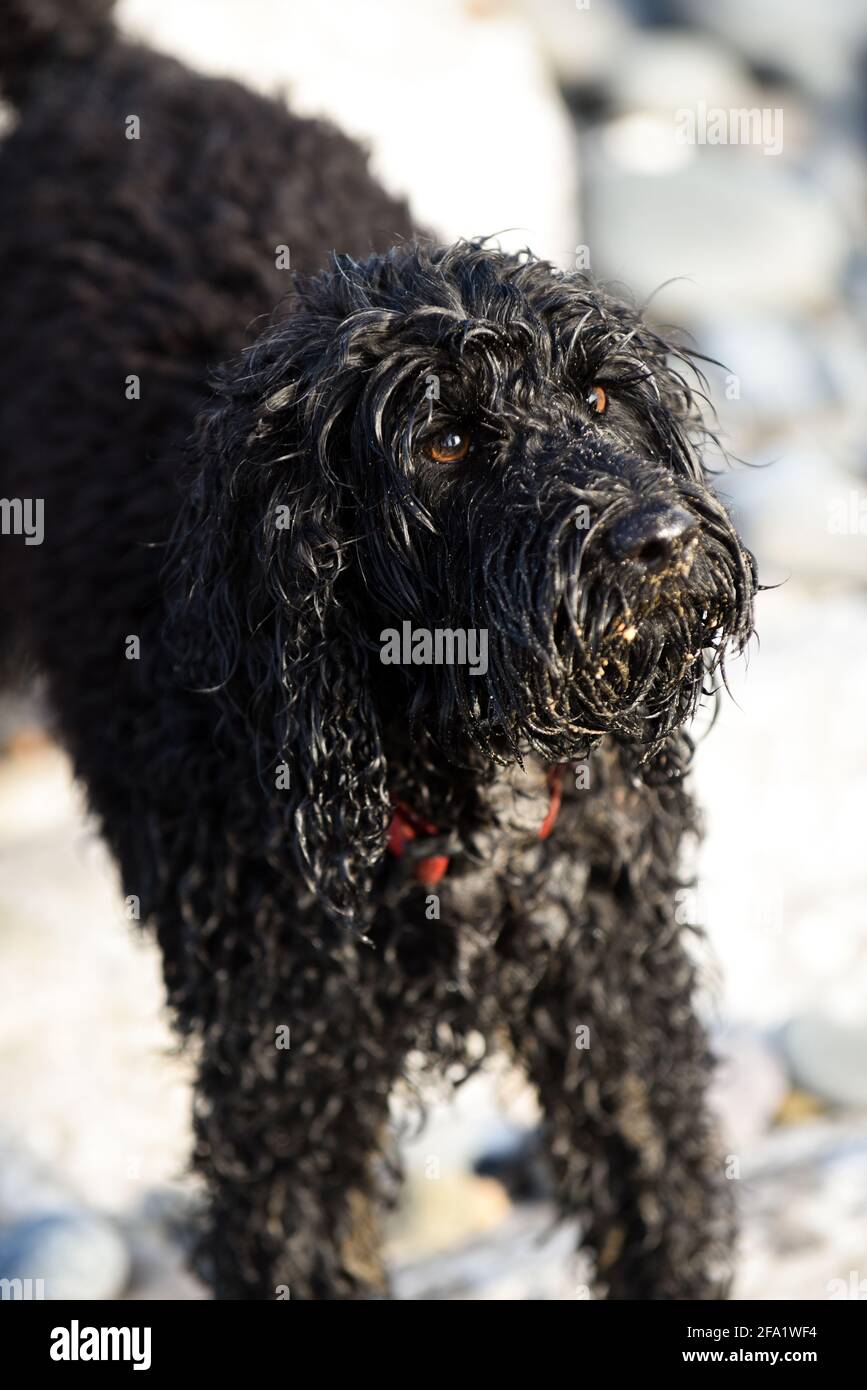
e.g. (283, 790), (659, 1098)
(414, 482), (754, 765)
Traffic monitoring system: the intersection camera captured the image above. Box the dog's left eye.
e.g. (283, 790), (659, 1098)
(587, 385), (608, 415)
(425, 429), (471, 463)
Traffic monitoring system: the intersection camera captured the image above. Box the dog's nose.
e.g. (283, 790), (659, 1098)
(605, 504), (698, 573)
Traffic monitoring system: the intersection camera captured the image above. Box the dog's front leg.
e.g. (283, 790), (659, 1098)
(503, 876), (733, 1300)
(189, 939), (402, 1301)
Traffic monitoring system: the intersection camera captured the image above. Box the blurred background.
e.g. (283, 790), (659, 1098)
(1, 0), (865, 1299)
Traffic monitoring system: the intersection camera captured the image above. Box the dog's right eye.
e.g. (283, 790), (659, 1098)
(425, 429), (471, 464)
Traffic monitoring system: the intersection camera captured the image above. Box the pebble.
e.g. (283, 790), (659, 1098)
(0, 1210), (130, 1300)
(781, 1016), (867, 1108)
(709, 1028), (789, 1151)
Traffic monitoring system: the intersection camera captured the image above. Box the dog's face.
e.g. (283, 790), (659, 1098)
(257, 243), (755, 763)
(170, 242), (756, 917)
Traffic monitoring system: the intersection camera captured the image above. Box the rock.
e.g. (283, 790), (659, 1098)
(697, 314), (837, 430)
(718, 446), (867, 587)
(0, 744), (194, 1214)
(122, 1206), (208, 1301)
(709, 1028), (789, 1151)
(0, 1137), (77, 1227)
(606, 30), (755, 116)
(669, 0), (866, 102)
(695, 586), (867, 1031)
(388, 1173), (511, 1264)
(0, 1211), (130, 1300)
(775, 1090), (826, 1125)
(397, 1067), (539, 1177)
(781, 1016), (867, 1108)
(474, 1129), (549, 1202)
(118, 0), (580, 266)
(392, 1203), (586, 1300)
(524, 0), (633, 90)
(584, 153), (849, 316)
(697, 298), (867, 460)
(735, 1118), (867, 1299)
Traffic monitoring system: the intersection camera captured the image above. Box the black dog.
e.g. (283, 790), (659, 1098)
(0, 3), (755, 1299)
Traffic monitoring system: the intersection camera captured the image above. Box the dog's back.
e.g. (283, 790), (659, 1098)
(0, 0), (412, 769)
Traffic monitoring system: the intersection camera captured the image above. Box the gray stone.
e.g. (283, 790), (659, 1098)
(606, 30), (754, 115)
(782, 1016), (867, 1108)
(392, 1204), (586, 1301)
(718, 446), (867, 586)
(735, 1118), (867, 1300)
(670, 0), (866, 101)
(584, 153), (848, 317)
(526, 0), (633, 89)
(709, 1028), (789, 1150)
(697, 315), (837, 430)
(0, 1211), (130, 1300)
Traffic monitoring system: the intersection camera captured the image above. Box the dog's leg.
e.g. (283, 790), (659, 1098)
(502, 867), (732, 1300)
(187, 933), (405, 1301)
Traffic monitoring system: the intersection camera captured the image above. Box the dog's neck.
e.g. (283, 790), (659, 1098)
(382, 717), (565, 883)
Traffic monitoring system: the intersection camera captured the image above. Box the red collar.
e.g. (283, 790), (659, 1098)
(386, 765), (563, 887)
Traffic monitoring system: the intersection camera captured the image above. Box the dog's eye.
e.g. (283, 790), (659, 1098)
(425, 429), (471, 463)
(587, 385), (608, 415)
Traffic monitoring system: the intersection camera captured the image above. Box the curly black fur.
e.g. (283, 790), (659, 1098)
(1, 2), (756, 1299)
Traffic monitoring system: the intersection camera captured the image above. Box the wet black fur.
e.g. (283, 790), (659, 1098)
(1, 3), (755, 1299)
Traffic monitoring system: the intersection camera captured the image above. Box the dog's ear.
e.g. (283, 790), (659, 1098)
(164, 301), (390, 929)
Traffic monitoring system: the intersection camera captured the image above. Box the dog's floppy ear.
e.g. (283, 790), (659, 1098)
(164, 303), (390, 929)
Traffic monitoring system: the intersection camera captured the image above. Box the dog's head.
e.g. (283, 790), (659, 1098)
(167, 242), (755, 923)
